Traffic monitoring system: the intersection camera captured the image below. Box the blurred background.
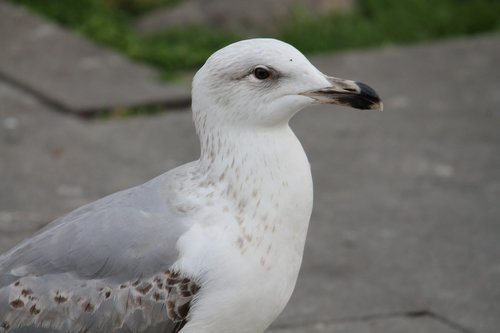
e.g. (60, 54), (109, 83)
(8, 0), (500, 80)
(0, 0), (499, 332)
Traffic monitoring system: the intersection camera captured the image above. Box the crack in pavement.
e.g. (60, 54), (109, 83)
(270, 309), (476, 333)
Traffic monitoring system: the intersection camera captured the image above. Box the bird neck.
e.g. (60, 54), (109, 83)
(197, 122), (313, 240)
(198, 124), (306, 183)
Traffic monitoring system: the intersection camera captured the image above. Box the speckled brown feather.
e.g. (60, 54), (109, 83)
(0, 270), (200, 333)
(164, 271), (200, 329)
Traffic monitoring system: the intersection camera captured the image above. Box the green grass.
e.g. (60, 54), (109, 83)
(89, 105), (169, 120)
(13, 0), (500, 78)
(281, 0), (500, 53)
(101, 0), (182, 17)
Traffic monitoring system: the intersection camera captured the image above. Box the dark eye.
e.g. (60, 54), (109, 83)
(253, 66), (271, 80)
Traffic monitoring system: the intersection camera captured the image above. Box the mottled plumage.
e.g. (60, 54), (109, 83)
(0, 38), (381, 333)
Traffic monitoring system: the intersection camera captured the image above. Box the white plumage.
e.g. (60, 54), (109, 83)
(0, 38), (381, 333)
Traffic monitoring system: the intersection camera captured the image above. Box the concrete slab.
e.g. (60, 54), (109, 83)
(274, 33), (500, 332)
(135, 0), (354, 36)
(0, 80), (197, 250)
(269, 315), (462, 333)
(0, 1), (190, 114)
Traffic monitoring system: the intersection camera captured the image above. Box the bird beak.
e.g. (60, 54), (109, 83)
(300, 76), (383, 111)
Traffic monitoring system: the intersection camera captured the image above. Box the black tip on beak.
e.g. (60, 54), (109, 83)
(342, 81), (382, 110)
(300, 77), (383, 111)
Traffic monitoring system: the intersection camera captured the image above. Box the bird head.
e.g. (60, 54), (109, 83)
(192, 38), (382, 130)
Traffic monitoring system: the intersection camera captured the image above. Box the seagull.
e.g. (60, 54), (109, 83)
(0, 38), (381, 333)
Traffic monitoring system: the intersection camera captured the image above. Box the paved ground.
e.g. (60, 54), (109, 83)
(135, 0), (354, 35)
(0, 3), (499, 332)
(0, 2), (190, 114)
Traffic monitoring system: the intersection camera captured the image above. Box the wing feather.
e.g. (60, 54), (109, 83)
(0, 169), (198, 332)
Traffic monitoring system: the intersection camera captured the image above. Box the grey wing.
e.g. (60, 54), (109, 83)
(0, 176), (193, 332)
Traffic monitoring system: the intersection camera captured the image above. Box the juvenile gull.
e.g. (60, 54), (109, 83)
(0, 39), (382, 333)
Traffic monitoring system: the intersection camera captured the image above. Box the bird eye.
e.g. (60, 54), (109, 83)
(253, 66), (271, 80)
